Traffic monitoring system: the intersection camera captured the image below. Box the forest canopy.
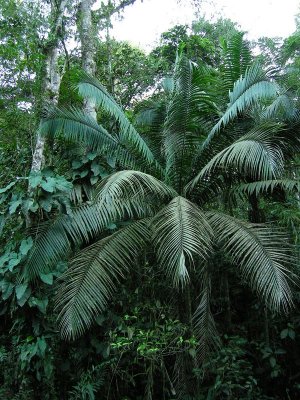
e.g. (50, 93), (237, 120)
(1, 0), (300, 399)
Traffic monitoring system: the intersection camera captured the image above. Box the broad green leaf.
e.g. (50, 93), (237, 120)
(106, 156), (116, 168)
(0, 181), (16, 193)
(87, 151), (97, 160)
(91, 160), (101, 176)
(17, 287), (32, 307)
(269, 357), (276, 368)
(288, 329), (295, 340)
(28, 172), (42, 188)
(90, 176), (99, 185)
(39, 273), (53, 285)
(55, 176), (73, 192)
(16, 284), (28, 300)
(22, 199), (34, 213)
(37, 337), (47, 357)
(80, 170), (89, 178)
(72, 160), (83, 169)
(9, 199), (22, 214)
(20, 237), (33, 256)
(41, 177), (56, 193)
(29, 297), (48, 314)
(0, 251), (11, 266)
(8, 256), (22, 271)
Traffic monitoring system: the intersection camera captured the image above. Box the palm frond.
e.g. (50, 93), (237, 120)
(260, 93), (297, 120)
(221, 32), (252, 93)
(40, 106), (116, 151)
(163, 56), (216, 192)
(24, 193), (156, 280)
(206, 212), (293, 312)
(193, 268), (220, 362)
(56, 219), (151, 339)
(186, 125), (284, 192)
(77, 74), (158, 167)
(94, 170), (176, 203)
(237, 179), (300, 196)
(203, 63), (279, 147)
(24, 216), (72, 280)
(152, 196), (212, 286)
(39, 107), (137, 169)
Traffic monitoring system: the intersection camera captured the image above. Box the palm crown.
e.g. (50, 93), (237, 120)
(25, 36), (297, 348)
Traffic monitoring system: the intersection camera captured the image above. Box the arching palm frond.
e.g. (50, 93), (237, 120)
(260, 93), (297, 120)
(24, 202), (113, 280)
(39, 107), (137, 170)
(77, 74), (158, 167)
(24, 193), (156, 280)
(94, 170), (176, 203)
(237, 178), (300, 196)
(40, 106), (117, 150)
(24, 215), (72, 280)
(186, 125), (284, 192)
(206, 212), (293, 312)
(152, 196), (212, 286)
(193, 268), (220, 362)
(203, 63), (279, 147)
(56, 219), (151, 339)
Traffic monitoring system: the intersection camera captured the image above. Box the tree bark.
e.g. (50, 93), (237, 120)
(79, 0), (97, 119)
(30, 0), (68, 173)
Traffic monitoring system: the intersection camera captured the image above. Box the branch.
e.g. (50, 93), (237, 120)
(97, 0), (138, 20)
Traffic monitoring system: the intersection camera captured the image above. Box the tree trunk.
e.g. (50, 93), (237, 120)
(223, 270), (232, 328)
(248, 193), (265, 223)
(30, 0), (68, 174)
(78, 0), (139, 118)
(79, 0), (97, 119)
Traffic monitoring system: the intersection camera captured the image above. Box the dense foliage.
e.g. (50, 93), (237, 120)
(1, 1), (300, 399)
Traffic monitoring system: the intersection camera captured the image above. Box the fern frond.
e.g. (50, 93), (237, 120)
(261, 93), (297, 120)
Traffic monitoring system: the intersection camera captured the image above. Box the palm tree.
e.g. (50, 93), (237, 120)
(24, 41), (295, 355)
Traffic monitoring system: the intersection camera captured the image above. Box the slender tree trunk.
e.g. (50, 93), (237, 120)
(248, 193), (265, 223)
(30, 0), (68, 174)
(79, 0), (97, 119)
(263, 306), (270, 346)
(223, 270), (232, 328)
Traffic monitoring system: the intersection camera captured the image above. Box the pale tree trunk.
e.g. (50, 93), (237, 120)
(30, 0), (68, 174)
(79, 0), (97, 120)
(79, 0), (139, 119)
